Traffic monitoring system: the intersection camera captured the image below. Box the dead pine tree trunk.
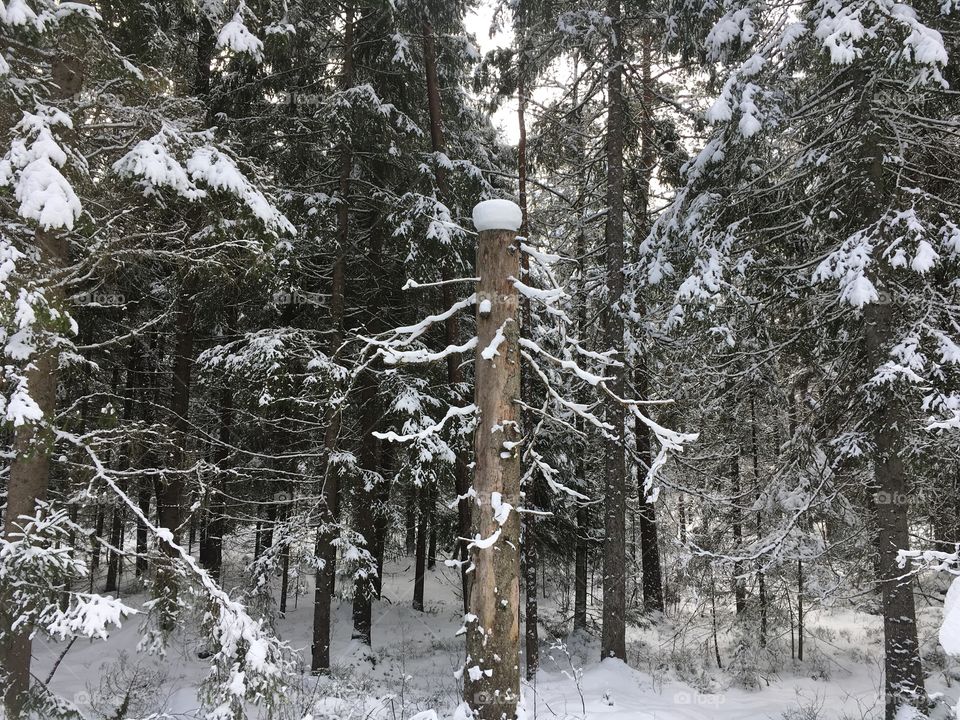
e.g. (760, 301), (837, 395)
(601, 0), (628, 663)
(311, 4), (353, 675)
(464, 200), (523, 720)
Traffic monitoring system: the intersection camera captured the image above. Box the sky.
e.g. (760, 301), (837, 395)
(464, 2), (521, 144)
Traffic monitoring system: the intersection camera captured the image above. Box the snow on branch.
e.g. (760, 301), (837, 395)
(56, 430), (297, 718)
(374, 403), (477, 444)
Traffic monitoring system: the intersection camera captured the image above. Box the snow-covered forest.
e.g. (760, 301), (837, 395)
(1, 1), (959, 719)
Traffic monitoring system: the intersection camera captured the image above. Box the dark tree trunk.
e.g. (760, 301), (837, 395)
(311, 4), (353, 675)
(200, 383), (231, 581)
(634, 377), (664, 613)
(413, 485), (429, 612)
(373, 443), (393, 599)
(601, 0), (627, 662)
(422, 18), (472, 613)
(136, 482), (150, 579)
(427, 507), (437, 571)
(864, 300), (926, 719)
(574, 503), (589, 631)
(405, 482), (417, 555)
(0, 229), (65, 719)
(524, 518), (539, 680)
(730, 451), (747, 615)
(749, 394), (767, 645)
(351, 376), (380, 645)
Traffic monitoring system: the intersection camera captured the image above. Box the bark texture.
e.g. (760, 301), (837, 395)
(464, 225), (522, 720)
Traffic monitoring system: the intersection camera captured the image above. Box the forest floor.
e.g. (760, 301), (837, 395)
(33, 547), (960, 720)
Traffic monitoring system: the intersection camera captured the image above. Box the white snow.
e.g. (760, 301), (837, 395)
(472, 199), (522, 232)
(216, 6), (264, 62)
(940, 575), (960, 655)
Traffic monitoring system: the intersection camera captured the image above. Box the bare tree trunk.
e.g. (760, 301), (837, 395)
(515, 42), (540, 682)
(601, 0), (627, 662)
(428, 508), (438, 570)
(405, 482), (417, 555)
(106, 346), (139, 592)
(413, 485), (429, 612)
(352, 376), (380, 645)
(730, 451), (747, 615)
(464, 209), (522, 720)
(311, 4), (353, 674)
(574, 503), (589, 631)
(422, 19), (472, 613)
(749, 394), (767, 645)
(373, 443), (393, 599)
(797, 559), (804, 661)
(634, 378), (664, 613)
(865, 300), (926, 719)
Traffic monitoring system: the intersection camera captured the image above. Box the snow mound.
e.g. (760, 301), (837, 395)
(472, 199), (522, 232)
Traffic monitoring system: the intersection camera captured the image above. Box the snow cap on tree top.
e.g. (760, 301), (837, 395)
(473, 199), (522, 232)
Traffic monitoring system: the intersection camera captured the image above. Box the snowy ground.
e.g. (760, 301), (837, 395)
(33, 549), (959, 720)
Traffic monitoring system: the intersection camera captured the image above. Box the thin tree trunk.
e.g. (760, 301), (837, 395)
(422, 18), (472, 613)
(351, 375), (379, 645)
(373, 443), (393, 599)
(797, 559), (804, 661)
(200, 382), (231, 581)
(634, 376), (664, 613)
(311, 4), (353, 674)
(574, 503), (589, 631)
(749, 394), (767, 645)
(729, 451), (747, 615)
(427, 507), (438, 570)
(413, 485), (428, 612)
(106, 346), (140, 592)
(136, 482), (150, 579)
(516, 40), (540, 682)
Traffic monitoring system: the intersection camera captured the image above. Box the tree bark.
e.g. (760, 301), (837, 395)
(464, 219), (522, 720)
(311, 4), (353, 674)
(413, 485), (429, 612)
(106, 346), (140, 592)
(351, 375), (380, 645)
(422, 19), (472, 613)
(601, 0), (627, 662)
(864, 302), (926, 719)
(634, 376), (664, 613)
(0, 229), (65, 719)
